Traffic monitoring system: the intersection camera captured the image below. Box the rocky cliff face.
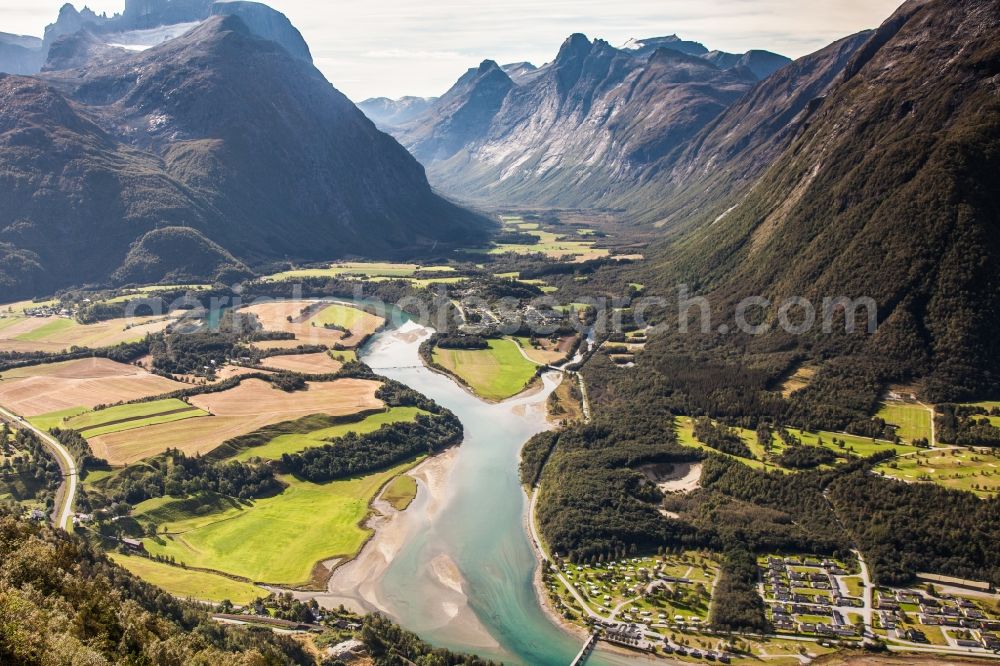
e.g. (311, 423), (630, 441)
(381, 33), (794, 210)
(0, 0), (313, 77)
(390, 34), (768, 209)
(0, 16), (488, 298)
(209, 1), (311, 62)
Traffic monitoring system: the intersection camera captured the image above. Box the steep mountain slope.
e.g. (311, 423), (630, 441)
(396, 34), (762, 208)
(0, 509), (311, 664)
(650, 0), (1000, 399)
(617, 29), (873, 230)
(402, 60), (516, 163)
(208, 0), (311, 62)
(0, 17), (488, 299)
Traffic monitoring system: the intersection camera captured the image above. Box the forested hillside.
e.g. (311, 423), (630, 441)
(0, 508), (311, 664)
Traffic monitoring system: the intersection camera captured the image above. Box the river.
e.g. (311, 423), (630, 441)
(343, 314), (658, 665)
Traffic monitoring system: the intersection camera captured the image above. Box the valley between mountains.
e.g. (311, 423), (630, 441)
(1, 0), (1000, 665)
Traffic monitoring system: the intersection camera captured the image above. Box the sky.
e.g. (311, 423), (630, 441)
(4, 0), (904, 101)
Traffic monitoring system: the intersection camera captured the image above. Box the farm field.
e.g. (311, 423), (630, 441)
(876, 448), (1000, 498)
(231, 406), (424, 461)
(512, 335), (576, 365)
(240, 300), (383, 349)
(382, 474), (418, 511)
(432, 338), (538, 401)
(110, 553), (267, 604)
(487, 216), (609, 261)
(0, 358), (184, 417)
(261, 262), (456, 282)
(88, 378), (383, 465)
(0, 314), (175, 354)
(263, 352), (343, 374)
(876, 401), (933, 443)
(31, 398), (207, 438)
(142, 462), (420, 585)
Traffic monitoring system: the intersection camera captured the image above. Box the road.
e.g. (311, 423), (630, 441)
(917, 400), (936, 447)
(0, 404), (78, 530)
(854, 549), (874, 630)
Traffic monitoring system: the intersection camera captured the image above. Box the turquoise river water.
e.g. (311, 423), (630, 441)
(355, 315), (657, 666)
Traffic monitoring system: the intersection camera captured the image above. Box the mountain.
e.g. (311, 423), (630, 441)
(649, 0), (1000, 399)
(0, 16), (488, 299)
(0, 0), (312, 77)
(0, 33), (44, 74)
(702, 49), (792, 80)
(615, 29), (874, 231)
(358, 95), (438, 129)
(208, 1), (311, 62)
(501, 61), (539, 83)
(622, 34), (709, 57)
(402, 59), (516, 163)
(382, 33), (789, 209)
(391, 34), (766, 208)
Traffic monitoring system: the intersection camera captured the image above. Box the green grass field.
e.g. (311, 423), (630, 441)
(876, 448), (1000, 498)
(782, 427), (917, 458)
(262, 262), (456, 282)
(15, 318), (76, 341)
(675, 417), (917, 472)
(32, 399), (207, 438)
(29, 406), (90, 432)
(308, 303), (372, 330)
(142, 462), (421, 585)
(382, 474), (418, 511)
(484, 216), (609, 261)
(110, 553), (267, 603)
(432, 338), (538, 401)
(967, 402), (1000, 429)
(231, 407), (425, 461)
(876, 402), (933, 443)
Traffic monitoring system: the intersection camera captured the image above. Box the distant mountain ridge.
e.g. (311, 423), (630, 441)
(362, 33), (790, 210)
(0, 16), (489, 298)
(0, 0), (312, 75)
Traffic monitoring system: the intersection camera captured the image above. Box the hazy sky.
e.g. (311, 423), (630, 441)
(4, 0), (904, 100)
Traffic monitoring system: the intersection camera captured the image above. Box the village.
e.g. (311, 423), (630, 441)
(538, 548), (1000, 664)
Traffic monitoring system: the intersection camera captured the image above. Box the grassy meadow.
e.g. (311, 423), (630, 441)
(432, 338), (538, 401)
(33, 399), (208, 438)
(877, 448), (1000, 498)
(231, 406), (425, 461)
(382, 474), (418, 511)
(110, 553), (267, 604)
(143, 461), (422, 586)
(876, 402), (933, 443)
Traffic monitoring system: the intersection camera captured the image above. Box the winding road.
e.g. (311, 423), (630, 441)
(0, 404), (78, 530)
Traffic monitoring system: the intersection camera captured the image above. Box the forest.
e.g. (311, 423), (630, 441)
(281, 412), (463, 483)
(827, 471), (1000, 586)
(709, 548), (772, 634)
(85, 448), (281, 509)
(0, 508), (312, 665)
